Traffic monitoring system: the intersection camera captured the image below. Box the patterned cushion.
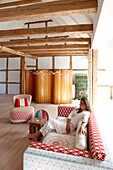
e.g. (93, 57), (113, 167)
(58, 106), (76, 117)
(42, 132), (75, 148)
(15, 98), (29, 107)
(88, 112), (106, 161)
(35, 109), (49, 123)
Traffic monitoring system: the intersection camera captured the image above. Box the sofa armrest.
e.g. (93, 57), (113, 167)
(29, 142), (91, 159)
(58, 106), (76, 117)
(88, 111), (106, 161)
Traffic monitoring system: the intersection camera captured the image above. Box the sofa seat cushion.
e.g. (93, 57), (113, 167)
(42, 132), (75, 148)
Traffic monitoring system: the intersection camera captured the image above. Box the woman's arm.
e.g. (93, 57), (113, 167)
(78, 122), (87, 136)
(66, 118), (71, 133)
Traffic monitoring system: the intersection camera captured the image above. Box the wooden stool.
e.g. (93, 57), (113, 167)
(29, 117), (45, 136)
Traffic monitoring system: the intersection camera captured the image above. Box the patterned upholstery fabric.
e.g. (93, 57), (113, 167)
(88, 112), (106, 161)
(10, 106), (34, 123)
(27, 105), (106, 162)
(58, 105), (76, 117)
(30, 142), (91, 159)
(12, 94), (32, 106)
(42, 132), (75, 148)
(10, 94), (34, 123)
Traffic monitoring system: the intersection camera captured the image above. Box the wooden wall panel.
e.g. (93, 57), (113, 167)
(25, 69), (72, 104)
(25, 70), (34, 98)
(52, 70), (61, 104)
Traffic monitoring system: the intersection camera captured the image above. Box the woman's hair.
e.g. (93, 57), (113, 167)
(81, 97), (91, 112)
(77, 97), (91, 113)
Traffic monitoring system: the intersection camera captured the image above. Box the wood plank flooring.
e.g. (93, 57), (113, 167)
(0, 95), (58, 170)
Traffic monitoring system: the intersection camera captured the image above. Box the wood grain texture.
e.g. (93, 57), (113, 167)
(0, 0), (97, 22)
(25, 70), (34, 99)
(0, 0), (41, 8)
(11, 44), (89, 51)
(0, 45), (37, 59)
(0, 94), (58, 170)
(25, 70), (72, 104)
(0, 24), (93, 38)
(0, 38), (91, 46)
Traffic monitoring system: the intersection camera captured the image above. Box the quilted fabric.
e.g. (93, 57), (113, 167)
(88, 112), (106, 161)
(10, 106), (34, 123)
(30, 142), (91, 158)
(58, 106), (76, 117)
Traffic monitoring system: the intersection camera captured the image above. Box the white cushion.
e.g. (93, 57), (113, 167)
(74, 120), (87, 150)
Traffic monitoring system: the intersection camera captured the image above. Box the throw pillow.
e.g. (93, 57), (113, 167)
(75, 119), (87, 150)
(35, 109), (49, 123)
(15, 98), (29, 107)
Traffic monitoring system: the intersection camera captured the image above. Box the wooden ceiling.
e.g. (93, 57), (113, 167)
(0, 0), (98, 58)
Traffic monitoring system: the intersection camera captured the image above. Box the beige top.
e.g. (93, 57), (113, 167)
(68, 108), (90, 129)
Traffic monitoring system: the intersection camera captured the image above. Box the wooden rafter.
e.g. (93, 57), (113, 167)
(26, 53), (88, 56)
(0, 45), (37, 59)
(0, 24), (93, 38)
(0, 38), (91, 46)
(0, 0), (97, 22)
(0, 52), (87, 57)
(0, 0), (41, 8)
(11, 44), (89, 51)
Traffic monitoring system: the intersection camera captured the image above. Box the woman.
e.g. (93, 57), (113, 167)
(28, 97), (91, 139)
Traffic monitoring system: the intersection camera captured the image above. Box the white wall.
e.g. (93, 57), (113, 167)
(97, 38), (113, 100)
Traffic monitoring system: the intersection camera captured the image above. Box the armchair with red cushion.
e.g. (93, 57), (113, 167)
(10, 94), (34, 123)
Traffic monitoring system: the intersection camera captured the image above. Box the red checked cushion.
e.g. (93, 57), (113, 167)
(88, 112), (106, 161)
(58, 106), (76, 117)
(15, 98), (29, 107)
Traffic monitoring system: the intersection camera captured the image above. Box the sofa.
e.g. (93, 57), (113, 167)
(23, 106), (113, 169)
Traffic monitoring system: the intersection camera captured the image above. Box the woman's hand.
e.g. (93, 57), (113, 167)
(66, 118), (71, 133)
(66, 124), (70, 133)
(78, 123), (87, 136)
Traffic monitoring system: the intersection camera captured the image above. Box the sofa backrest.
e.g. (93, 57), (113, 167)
(58, 106), (76, 117)
(88, 108), (106, 161)
(12, 94), (32, 106)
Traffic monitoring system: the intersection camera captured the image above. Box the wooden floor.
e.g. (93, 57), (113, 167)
(0, 95), (58, 170)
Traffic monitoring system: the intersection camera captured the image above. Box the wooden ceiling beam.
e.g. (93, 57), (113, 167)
(0, 53), (87, 57)
(0, 38), (91, 46)
(21, 50), (88, 55)
(28, 53), (88, 56)
(0, 24), (93, 38)
(0, 49), (88, 55)
(0, 0), (41, 8)
(0, 45), (37, 59)
(0, 0), (97, 22)
(10, 44), (89, 51)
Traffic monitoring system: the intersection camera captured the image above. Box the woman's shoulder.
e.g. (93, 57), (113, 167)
(82, 110), (90, 115)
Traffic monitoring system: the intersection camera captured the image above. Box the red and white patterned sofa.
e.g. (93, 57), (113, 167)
(23, 106), (113, 169)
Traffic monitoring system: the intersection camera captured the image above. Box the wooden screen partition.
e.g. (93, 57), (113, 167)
(25, 70), (34, 99)
(34, 70), (53, 103)
(25, 69), (72, 104)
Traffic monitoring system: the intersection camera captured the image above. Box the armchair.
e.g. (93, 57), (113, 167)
(10, 94), (34, 123)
